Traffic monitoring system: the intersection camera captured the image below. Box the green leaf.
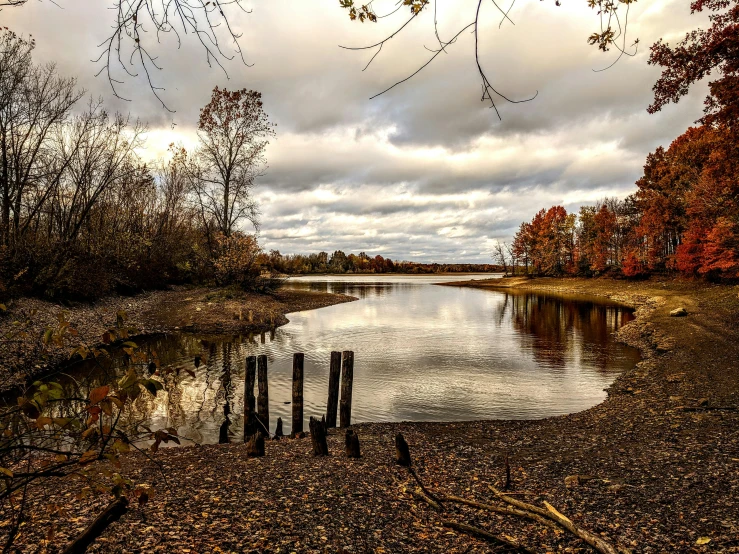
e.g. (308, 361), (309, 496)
(141, 379), (163, 397)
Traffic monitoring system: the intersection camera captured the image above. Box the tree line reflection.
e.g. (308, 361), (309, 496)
(498, 291), (636, 372)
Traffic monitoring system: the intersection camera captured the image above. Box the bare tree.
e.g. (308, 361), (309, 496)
(189, 87), (275, 240)
(0, 30), (83, 248)
(492, 239), (510, 275)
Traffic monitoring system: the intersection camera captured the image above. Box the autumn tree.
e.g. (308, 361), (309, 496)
(191, 87), (275, 242)
(512, 222), (533, 275)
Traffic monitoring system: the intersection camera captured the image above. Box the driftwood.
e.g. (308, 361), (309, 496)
(676, 405), (739, 412)
(393, 433), (442, 506)
(441, 521), (532, 553)
(62, 497), (129, 554)
(411, 488), (442, 511)
(440, 495), (563, 533)
(345, 429), (360, 458)
(489, 485), (621, 554)
(246, 432), (265, 457)
(309, 416), (329, 456)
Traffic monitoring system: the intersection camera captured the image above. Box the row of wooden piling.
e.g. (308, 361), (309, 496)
(243, 351), (355, 441)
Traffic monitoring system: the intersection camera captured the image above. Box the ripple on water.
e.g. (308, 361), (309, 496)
(59, 274), (640, 444)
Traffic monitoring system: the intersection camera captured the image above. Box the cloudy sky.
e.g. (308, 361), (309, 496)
(6, 0), (708, 262)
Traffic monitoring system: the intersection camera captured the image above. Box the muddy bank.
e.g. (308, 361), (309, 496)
(9, 277), (739, 552)
(0, 286), (356, 390)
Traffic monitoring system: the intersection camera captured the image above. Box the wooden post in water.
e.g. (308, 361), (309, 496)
(243, 356), (257, 440)
(292, 353), (304, 436)
(326, 351), (342, 428)
(339, 350), (354, 428)
(257, 354), (269, 435)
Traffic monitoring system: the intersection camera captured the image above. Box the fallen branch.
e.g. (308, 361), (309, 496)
(62, 496), (129, 554)
(411, 488), (442, 511)
(408, 465), (442, 507)
(489, 486), (621, 554)
(675, 405), (739, 412)
(441, 520), (533, 552)
(440, 495), (562, 534)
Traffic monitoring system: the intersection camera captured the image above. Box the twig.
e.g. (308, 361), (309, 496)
(61, 497), (129, 554)
(411, 488), (442, 511)
(442, 520), (533, 552)
(489, 486), (621, 554)
(440, 494), (562, 533)
(408, 465), (442, 507)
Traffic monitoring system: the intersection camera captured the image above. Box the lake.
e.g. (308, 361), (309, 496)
(61, 275), (640, 444)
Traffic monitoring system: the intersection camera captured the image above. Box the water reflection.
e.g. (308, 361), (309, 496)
(58, 275), (640, 444)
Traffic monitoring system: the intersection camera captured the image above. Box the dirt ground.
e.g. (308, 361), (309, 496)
(7, 277), (739, 552)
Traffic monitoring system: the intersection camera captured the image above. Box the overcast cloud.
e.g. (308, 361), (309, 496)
(5, 0), (709, 262)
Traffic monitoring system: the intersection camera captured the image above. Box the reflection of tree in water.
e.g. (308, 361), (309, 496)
(217, 342), (234, 443)
(163, 372), (185, 431)
(501, 292), (635, 371)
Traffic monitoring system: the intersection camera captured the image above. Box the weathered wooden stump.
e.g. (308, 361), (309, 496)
(326, 351), (341, 428)
(395, 433), (411, 466)
(339, 351), (354, 428)
(292, 353), (304, 435)
(309, 416), (329, 456)
(274, 417), (284, 440)
(257, 354), (269, 434)
(246, 432), (265, 457)
(243, 356), (257, 440)
(345, 429), (360, 458)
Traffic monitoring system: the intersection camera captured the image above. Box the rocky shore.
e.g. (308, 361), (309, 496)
(7, 277), (739, 552)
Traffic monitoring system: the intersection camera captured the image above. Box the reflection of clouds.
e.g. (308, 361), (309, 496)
(58, 276), (639, 442)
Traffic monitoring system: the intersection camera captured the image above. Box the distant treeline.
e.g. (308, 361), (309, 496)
(264, 250), (501, 275)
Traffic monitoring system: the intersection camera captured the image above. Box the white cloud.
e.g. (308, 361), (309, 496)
(4, 0), (710, 261)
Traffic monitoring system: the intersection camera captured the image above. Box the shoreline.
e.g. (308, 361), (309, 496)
(0, 286), (357, 391)
(8, 277), (739, 551)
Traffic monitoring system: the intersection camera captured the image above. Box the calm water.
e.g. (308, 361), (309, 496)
(60, 275), (640, 444)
